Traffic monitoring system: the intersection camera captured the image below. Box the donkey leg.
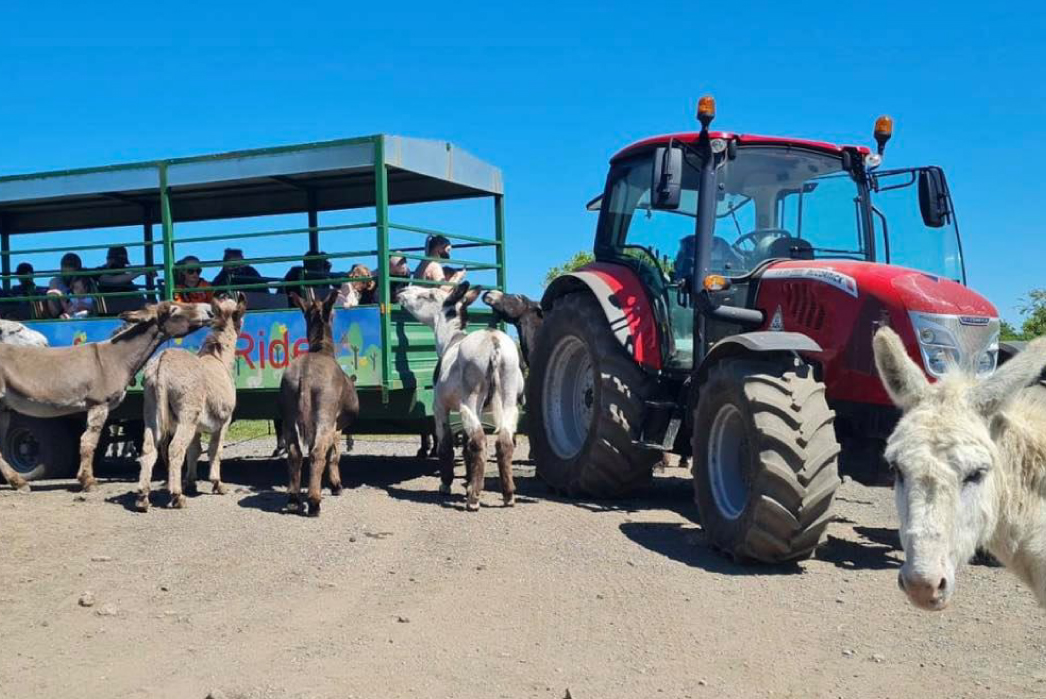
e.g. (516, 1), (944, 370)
(207, 421), (230, 495)
(165, 423), (195, 509)
(433, 402), (454, 494)
(464, 431), (486, 512)
(184, 433), (202, 496)
(0, 411), (29, 493)
(495, 432), (516, 507)
(327, 437), (344, 496)
(136, 423), (160, 512)
(286, 442), (304, 513)
(77, 405), (109, 492)
(306, 430), (332, 517)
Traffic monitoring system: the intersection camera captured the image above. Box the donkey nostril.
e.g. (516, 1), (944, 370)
(937, 578), (948, 592)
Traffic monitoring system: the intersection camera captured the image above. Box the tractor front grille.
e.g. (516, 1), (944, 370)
(783, 282), (826, 331)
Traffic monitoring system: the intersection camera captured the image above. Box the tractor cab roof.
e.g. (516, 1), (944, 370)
(611, 131), (871, 162)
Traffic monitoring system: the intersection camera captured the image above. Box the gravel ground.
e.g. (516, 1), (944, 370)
(1, 435), (1044, 699)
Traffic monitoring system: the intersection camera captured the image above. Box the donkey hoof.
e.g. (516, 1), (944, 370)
(211, 481), (228, 495)
(439, 483), (451, 495)
(503, 494), (515, 507)
(13, 481), (31, 494)
(416, 447), (430, 459)
(466, 500), (480, 512)
(169, 494), (186, 509)
(307, 501), (321, 517)
(329, 484), (343, 497)
(79, 477), (97, 492)
(184, 483), (199, 496)
(135, 497), (150, 513)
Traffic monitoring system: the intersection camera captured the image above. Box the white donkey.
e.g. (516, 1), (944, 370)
(874, 327), (1046, 610)
(398, 282), (524, 510)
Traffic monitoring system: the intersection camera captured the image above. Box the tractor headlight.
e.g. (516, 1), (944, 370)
(908, 312), (1000, 379)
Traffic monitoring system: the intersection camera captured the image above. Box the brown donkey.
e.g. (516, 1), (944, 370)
(279, 291), (359, 516)
(0, 301), (213, 492)
(136, 295), (247, 511)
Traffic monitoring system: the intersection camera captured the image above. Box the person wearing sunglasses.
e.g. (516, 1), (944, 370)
(173, 255), (214, 303)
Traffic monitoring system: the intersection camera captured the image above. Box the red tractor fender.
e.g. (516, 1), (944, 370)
(541, 262), (663, 371)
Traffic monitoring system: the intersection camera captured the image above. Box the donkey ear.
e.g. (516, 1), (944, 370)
(288, 291), (307, 314)
(873, 327), (929, 410)
(443, 281), (470, 308)
(462, 285), (482, 308)
(971, 336), (1046, 416)
(119, 305), (158, 324)
(321, 289), (339, 319)
(235, 292), (248, 318)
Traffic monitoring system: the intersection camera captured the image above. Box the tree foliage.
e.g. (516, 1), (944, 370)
(544, 250), (595, 287)
(1001, 289), (1046, 341)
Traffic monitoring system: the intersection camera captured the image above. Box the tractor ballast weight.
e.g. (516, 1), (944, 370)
(528, 98), (1001, 563)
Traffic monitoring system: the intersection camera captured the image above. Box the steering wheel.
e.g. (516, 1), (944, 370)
(732, 228), (791, 253)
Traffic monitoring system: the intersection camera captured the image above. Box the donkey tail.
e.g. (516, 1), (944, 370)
(486, 333), (504, 433)
(143, 354), (172, 442)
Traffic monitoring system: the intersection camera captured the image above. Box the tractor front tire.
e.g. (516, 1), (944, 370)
(692, 357), (840, 563)
(527, 292), (660, 497)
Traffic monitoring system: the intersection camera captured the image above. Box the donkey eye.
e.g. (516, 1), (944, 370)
(963, 469), (987, 486)
(888, 461), (904, 485)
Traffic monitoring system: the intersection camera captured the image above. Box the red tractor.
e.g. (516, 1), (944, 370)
(527, 97), (1000, 563)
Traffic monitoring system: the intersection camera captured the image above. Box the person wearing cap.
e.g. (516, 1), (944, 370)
(173, 255), (214, 303)
(97, 245), (149, 293)
(212, 248), (263, 291)
(412, 235), (464, 289)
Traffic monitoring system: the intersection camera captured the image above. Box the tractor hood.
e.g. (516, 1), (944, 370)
(755, 260), (999, 407)
(762, 260), (996, 317)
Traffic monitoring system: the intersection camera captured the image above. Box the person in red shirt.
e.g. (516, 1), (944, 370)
(173, 256), (214, 303)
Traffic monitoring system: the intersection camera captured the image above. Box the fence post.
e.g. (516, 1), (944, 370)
(494, 194), (506, 292)
(159, 164), (175, 301)
(374, 135), (392, 400)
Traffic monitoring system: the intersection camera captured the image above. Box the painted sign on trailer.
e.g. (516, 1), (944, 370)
(25, 307), (383, 390)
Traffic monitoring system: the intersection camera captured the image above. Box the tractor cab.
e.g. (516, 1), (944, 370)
(592, 115), (965, 371)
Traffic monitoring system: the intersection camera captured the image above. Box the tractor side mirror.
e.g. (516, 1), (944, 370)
(651, 146), (683, 210)
(918, 167), (950, 228)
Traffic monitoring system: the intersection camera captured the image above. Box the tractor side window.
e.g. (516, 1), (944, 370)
(603, 157), (699, 279)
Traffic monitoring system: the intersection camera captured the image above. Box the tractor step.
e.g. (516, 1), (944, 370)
(632, 440), (669, 452)
(644, 399), (678, 410)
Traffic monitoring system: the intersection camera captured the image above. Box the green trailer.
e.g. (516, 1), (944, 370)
(0, 134), (506, 478)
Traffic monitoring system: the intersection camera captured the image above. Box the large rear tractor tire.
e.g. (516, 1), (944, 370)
(1, 414), (78, 482)
(527, 292), (661, 497)
(692, 357), (840, 563)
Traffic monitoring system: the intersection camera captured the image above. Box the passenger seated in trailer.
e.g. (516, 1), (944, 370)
(46, 252), (84, 318)
(0, 263), (39, 320)
(388, 255), (411, 298)
(283, 250), (333, 300)
(173, 256), (214, 303)
(412, 235), (464, 289)
(212, 248), (264, 292)
(52, 275), (97, 319)
(96, 245), (150, 294)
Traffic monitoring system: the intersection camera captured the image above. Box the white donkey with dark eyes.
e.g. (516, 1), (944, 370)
(874, 327), (1046, 611)
(398, 282), (524, 511)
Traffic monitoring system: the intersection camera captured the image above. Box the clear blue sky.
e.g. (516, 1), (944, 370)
(2, 1), (1044, 322)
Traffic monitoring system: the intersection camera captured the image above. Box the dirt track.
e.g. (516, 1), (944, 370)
(1, 436), (1044, 699)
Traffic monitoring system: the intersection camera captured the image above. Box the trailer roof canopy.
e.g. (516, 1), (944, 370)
(0, 135), (504, 234)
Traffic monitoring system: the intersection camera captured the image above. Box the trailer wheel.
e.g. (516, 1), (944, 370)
(692, 357), (840, 563)
(527, 292), (660, 497)
(2, 414), (78, 482)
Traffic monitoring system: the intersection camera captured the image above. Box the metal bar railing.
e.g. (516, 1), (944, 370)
(170, 222), (376, 246)
(0, 238), (161, 257)
(386, 222), (501, 247)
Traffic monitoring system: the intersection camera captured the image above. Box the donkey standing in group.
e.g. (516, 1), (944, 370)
(135, 296), (247, 511)
(0, 301), (213, 493)
(279, 291), (360, 517)
(398, 282), (524, 511)
(874, 327), (1046, 610)
(481, 290), (543, 367)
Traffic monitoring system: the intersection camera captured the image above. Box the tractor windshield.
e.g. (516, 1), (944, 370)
(601, 147), (869, 280)
(710, 147), (868, 275)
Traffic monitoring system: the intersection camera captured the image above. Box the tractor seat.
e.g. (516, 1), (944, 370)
(767, 236), (814, 261)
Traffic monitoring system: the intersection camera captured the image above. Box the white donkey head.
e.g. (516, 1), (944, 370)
(397, 282), (482, 354)
(874, 327), (1046, 610)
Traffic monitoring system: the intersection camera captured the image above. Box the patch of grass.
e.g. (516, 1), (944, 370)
(226, 420), (275, 443)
